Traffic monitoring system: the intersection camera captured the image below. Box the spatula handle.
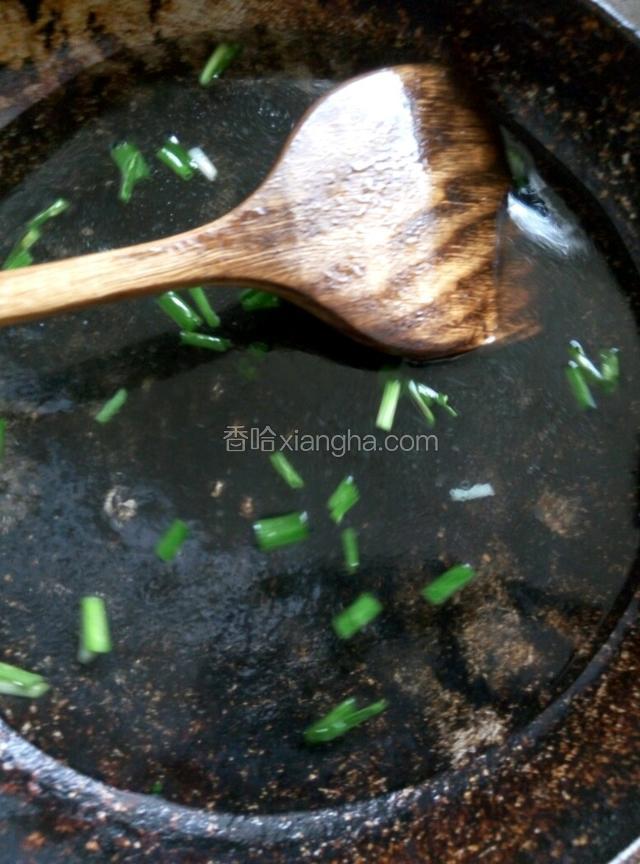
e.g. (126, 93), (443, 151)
(0, 213), (263, 327)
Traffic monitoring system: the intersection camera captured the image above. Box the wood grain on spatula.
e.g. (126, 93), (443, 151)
(0, 65), (522, 358)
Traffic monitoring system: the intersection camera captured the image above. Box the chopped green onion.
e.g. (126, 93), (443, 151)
(270, 452), (304, 489)
(110, 142), (150, 203)
(2, 198), (69, 269)
(95, 388), (128, 424)
(0, 661), (49, 698)
(408, 382), (435, 424)
(327, 475), (360, 524)
(155, 519), (189, 562)
(78, 596), (112, 664)
(0, 418), (5, 462)
(341, 527), (359, 573)
(599, 348), (620, 392)
(375, 378), (401, 431)
(407, 380), (457, 427)
(199, 42), (242, 86)
(332, 592), (382, 639)
(188, 287), (220, 328)
(422, 563), (476, 605)
(18, 226), (42, 250)
(565, 362), (596, 410)
(29, 198), (70, 228)
(566, 341), (620, 401)
(149, 779), (164, 795)
(253, 511), (309, 551)
(179, 331), (231, 352)
(3, 247), (34, 270)
(433, 390), (458, 417)
(157, 291), (202, 331)
(304, 697), (388, 744)
(408, 381), (437, 428)
(240, 289), (280, 311)
(568, 340), (603, 384)
(156, 137), (195, 180)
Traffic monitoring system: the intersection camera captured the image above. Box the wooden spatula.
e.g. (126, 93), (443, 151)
(0, 65), (518, 358)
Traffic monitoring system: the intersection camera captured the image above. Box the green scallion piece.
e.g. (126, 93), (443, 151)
(422, 563), (476, 605)
(375, 378), (401, 432)
(28, 198), (70, 228)
(156, 137), (195, 180)
(2, 247), (34, 270)
(341, 528), (359, 574)
(566, 362), (596, 410)
(433, 390), (458, 417)
(157, 291), (203, 331)
(599, 348), (620, 393)
(253, 511), (309, 551)
(111, 142), (150, 203)
(248, 342), (269, 355)
(0, 661), (49, 698)
(0, 418), (6, 462)
(566, 341), (621, 402)
(240, 289), (280, 311)
(18, 226), (42, 250)
(407, 380), (436, 426)
(78, 596), (112, 664)
(332, 592), (382, 639)
(188, 287), (220, 328)
(155, 519), (189, 562)
(304, 697), (388, 744)
(327, 475), (360, 524)
(568, 340), (603, 384)
(199, 42), (242, 86)
(179, 331), (231, 352)
(270, 452), (304, 489)
(407, 380), (457, 426)
(149, 779), (164, 795)
(3, 198), (69, 269)
(95, 388), (128, 424)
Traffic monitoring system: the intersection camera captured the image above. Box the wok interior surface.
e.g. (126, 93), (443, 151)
(0, 0), (639, 856)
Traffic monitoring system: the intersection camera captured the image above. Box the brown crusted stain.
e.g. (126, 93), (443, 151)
(460, 606), (538, 689)
(0, 0), (411, 70)
(386, 618), (640, 863)
(445, 707), (507, 768)
(23, 830), (47, 849)
(391, 657), (510, 772)
(239, 495), (254, 518)
(0, 0), (413, 131)
(534, 488), (585, 538)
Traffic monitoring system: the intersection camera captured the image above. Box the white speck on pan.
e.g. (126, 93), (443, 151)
(449, 483), (495, 502)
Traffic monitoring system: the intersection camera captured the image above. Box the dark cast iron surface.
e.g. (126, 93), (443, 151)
(0, 0), (639, 862)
